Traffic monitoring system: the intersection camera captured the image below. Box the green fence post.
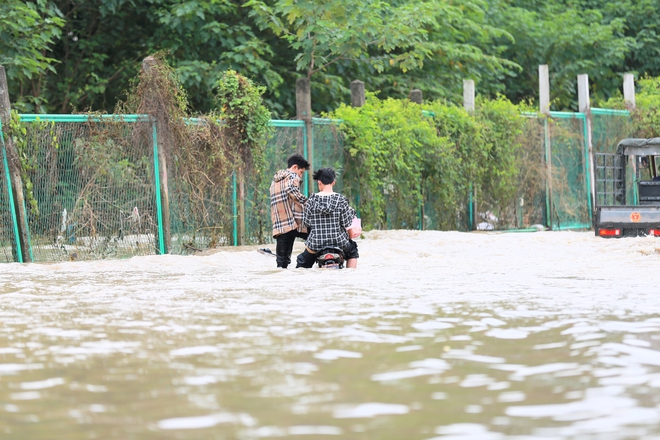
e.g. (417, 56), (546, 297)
(232, 171), (238, 246)
(544, 117), (553, 229)
(468, 184), (473, 231)
(151, 120), (166, 255)
(580, 114), (593, 223)
(419, 183), (423, 230)
(302, 123), (309, 197)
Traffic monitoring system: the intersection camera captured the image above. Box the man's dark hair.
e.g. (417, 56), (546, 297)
(313, 167), (336, 185)
(287, 154), (310, 170)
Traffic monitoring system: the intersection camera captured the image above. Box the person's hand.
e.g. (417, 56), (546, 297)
(348, 227), (362, 239)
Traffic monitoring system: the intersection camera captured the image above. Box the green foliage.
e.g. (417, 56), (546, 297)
(0, 0), (64, 112)
(215, 70), (272, 173)
(332, 96), (448, 228)
(364, 0), (519, 104)
(590, 0), (660, 81)
(331, 94), (528, 229)
(246, 0), (436, 76)
(7, 111), (60, 217)
(598, 75), (660, 138)
(629, 76), (660, 138)
(487, 1), (632, 109)
(8, 0), (660, 116)
(474, 96), (530, 208)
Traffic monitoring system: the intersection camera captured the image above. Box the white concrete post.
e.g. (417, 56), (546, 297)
(463, 80), (475, 113)
(539, 65), (553, 227)
(578, 74), (596, 218)
(623, 74), (636, 109)
(577, 74), (590, 113)
(539, 65), (550, 114)
(463, 79), (476, 227)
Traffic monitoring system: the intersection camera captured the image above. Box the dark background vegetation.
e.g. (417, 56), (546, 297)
(3, 0), (659, 116)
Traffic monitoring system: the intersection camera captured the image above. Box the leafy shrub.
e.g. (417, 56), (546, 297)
(331, 93), (528, 230)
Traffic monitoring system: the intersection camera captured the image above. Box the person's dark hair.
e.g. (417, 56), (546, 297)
(313, 167), (336, 185)
(287, 154), (310, 170)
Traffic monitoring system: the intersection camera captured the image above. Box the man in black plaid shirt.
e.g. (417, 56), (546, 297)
(296, 168), (361, 269)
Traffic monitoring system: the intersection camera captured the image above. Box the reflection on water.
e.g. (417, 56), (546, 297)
(1, 230), (660, 439)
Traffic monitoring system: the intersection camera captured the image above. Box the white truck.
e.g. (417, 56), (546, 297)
(594, 138), (660, 237)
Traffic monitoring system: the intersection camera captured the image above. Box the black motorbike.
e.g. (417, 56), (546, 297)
(316, 247), (345, 269)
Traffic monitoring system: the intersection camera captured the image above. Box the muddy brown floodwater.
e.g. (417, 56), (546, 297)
(1, 230), (660, 439)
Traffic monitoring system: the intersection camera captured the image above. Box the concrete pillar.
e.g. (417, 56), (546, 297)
(409, 89), (423, 104)
(350, 80), (365, 107)
(539, 65), (550, 114)
(577, 74), (590, 113)
(578, 73), (596, 219)
(623, 74), (636, 109)
(463, 80), (475, 113)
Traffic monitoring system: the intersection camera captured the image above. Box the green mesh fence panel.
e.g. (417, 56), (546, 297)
(168, 185), (232, 253)
(516, 117), (547, 228)
(168, 122), (234, 254)
(473, 116), (547, 230)
(312, 119), (345, 190)
(20, 119), (159, 262)
(421, 184), (470, 232)
(591, 111), (633, 154)
(0, 146), (18, 262)
(243, 124), (305, 245)
(547, 116), (590, 229)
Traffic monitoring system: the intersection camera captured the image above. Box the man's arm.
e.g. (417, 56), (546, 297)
(286, 174), (307, 204)
(302, 194), (314, 228)
(339, 198), (356, 228)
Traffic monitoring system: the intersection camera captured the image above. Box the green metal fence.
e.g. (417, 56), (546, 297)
(506, 110), (631, 232)
(14, 115), (161, 262)
(0, 109), (634, 263)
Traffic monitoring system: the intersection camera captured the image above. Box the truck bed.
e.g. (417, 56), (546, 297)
(595, 205), (660, 237)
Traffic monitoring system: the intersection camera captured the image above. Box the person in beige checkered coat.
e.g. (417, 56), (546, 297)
(269, 154), (310, 268)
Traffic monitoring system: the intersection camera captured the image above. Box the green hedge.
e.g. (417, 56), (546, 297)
(330, 94), (531, 230)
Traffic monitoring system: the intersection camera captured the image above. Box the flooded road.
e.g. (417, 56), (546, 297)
(2, 230), (660, 439)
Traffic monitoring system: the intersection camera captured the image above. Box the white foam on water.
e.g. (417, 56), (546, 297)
(395, 345), (423, 352)
(0, 348), (23, 354)
(10, 391), (41, 400)
(505, 395), (636, 420)
(20, 377), (64, 390)
(509, 363), (580, 378)
(169, 346), (220, 357)
(0, 363), (43, 374)
(481, 318), (507, 327)
(157, 412), (256, 430)
(599, 343), (660, 366)
(443, 352), (506, 364)
(313, 350), (363, 360)
(182, 375), (218, 386)
(333, 402), (409, 418)
(287, 425), (343, 435)
(411, 321), (454, 331)
(485, 328), (529, 339)
(431, 423), (505, 440)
